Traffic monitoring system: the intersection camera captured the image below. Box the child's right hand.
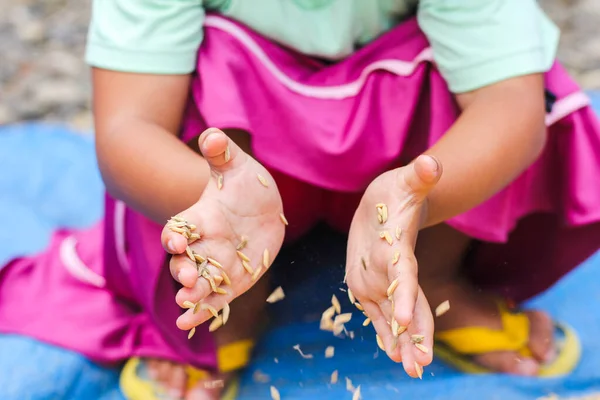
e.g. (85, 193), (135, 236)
(160, 128), (286, 332)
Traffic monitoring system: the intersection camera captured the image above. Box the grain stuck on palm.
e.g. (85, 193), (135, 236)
(257, 173), (269, 187)
(379, 230), (393, 245)
(279, 213), (289, 226)
(386, 278), (399, 297)
(376, 203), (388, 224)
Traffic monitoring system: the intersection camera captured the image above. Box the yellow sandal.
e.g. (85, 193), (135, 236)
(120, 339), (254, 400)
(434, 302), (581, 377)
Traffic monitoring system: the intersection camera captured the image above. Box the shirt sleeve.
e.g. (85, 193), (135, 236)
(417, 0), (559, 93)
(85, 0), (205, 74)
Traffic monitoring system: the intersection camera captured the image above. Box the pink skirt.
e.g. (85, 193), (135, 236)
(0, 14), (598, 368)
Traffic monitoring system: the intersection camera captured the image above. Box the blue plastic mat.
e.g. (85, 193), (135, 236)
(0, 108), (599, 399)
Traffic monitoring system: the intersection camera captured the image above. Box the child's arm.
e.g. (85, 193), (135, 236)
(93, 68), (210, 223)
(421, 73), (546, 228)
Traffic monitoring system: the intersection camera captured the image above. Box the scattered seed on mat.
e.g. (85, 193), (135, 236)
(188, 327), (196, 339)
(325, 346), (335, 358)
(270, 385), (280, 400)
(330, 370), (339, 384)
(293, 344), (314, 359)
(435, 300), (451, 317)
(266, 286), (285, 303)
(279, 213), (289, 226)
(257, 174), (269, 187)
(346, 377), (355, 392)
(334, 313), (352, 326)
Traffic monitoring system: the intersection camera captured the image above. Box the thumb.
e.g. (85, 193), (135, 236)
(400, 155), (442, 200)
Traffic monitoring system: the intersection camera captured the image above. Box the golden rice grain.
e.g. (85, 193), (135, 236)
(200, 303), (219, 318)
(220, 269), (232, 286)
(171, 215), (185, 223)
(182, 230), (190, 240)
(279, 213), (289, 226)
(325, 346), (335, 358)
(320, 317), (334, 332)
(322, 306), (336, 321)
(270, 386), (280, 400)
(182, 300), (195, 309)
(193, 302), (201, 314)
(354, 302), (364, 311)
(435, 300), (450, 317)
(361, 257), (367, 270)
(392, 251), (400, 265)
(242, 260), (254, 275)
(376, 334), (385, 351)
(257, 174), (269, 188)
(217, 174), (224, 190)
(376, 203), (388, 224)
(262, 248), (270, 269)
(188, 327), (196, 339)
(213, 275), (224, 286)
(222, 302), (231, 325)
(386, 278), (399, 297)
(214, 287), (228, 295)
(397, 325), (407, 335)
(185, 246), (195, 261)
(334, 313), (352, 325)
(209, 315), (223, 332)
(333, 324), (345, 336)
(251, 265), (263, 281)
(330, 370), (339, 384)
(236, 251), (250, 262)
(395, 225), (402, 240)
(346, 377), (355, 392)
(347, 288), (356, 304)
(331, 295), (341, 314)
(391, 318), (400, 337)
(411, 334), (425, 344)
(414, 362), (423, 379)
(292, 344), (313, 359)
(207, 257), (224, 269)
(168, 226), (187, 234)
(188, 233), (201, 242)
(236, 236), (248, 251)
(224, 146), (231, 163)
(352, 385), (362, 400)
(380, 230), (393, 245)
(362, 318), (371, 327)
(266, 286), (285, 303)
(187, 223), (196, 231)
(415, 343), (429, 354)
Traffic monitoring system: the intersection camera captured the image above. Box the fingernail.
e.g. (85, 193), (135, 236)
(515, 358), (538, 376)
(167, 239), (177, 253)
(177, 271), (183, 283)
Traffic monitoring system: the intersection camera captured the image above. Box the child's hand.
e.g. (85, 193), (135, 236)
(160, 128), (286, 332)
(346, 155), (442, 378)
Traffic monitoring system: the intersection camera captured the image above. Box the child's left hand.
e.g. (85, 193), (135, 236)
(346, 155), (442, 378)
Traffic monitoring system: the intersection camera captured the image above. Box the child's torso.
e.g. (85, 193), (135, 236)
(203, 0), (418, 59)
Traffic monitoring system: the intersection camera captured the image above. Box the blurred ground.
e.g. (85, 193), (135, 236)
(0, 0), (599, 129)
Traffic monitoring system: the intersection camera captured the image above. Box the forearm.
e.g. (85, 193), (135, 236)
(421, 74), (547, 228)
(96, 119), (210, 223)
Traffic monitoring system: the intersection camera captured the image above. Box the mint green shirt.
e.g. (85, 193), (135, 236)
(85, 0), (559, 93)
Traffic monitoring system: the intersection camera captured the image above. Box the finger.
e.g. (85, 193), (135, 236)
(400, 154), (442, 201)
(473, 352), (540, 376)
(161, 211), (204, 255)
(170, 253), (199, 288)
(177, 290), (235, 331)
(175, 262), (223, 307)
(198, 127), (247, 173)
(400, 287), (434, 375)
(361, 299), (402, 363)
(388, 246), (419, 328)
